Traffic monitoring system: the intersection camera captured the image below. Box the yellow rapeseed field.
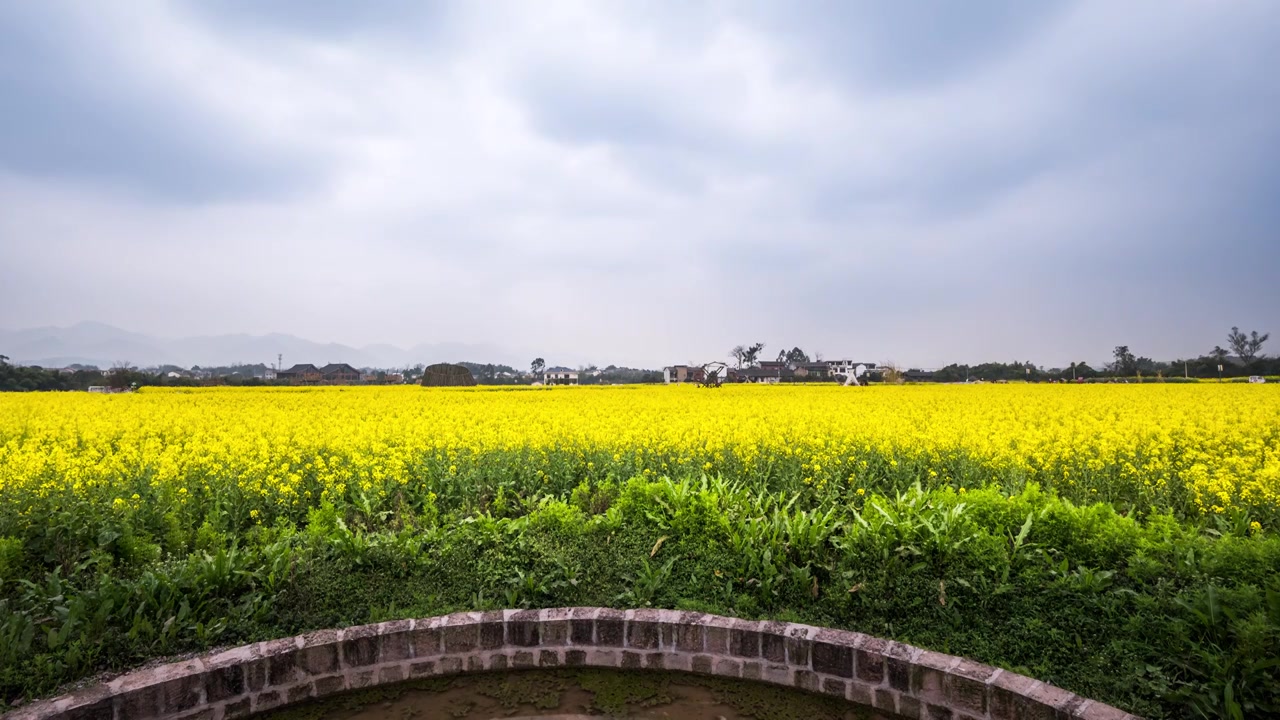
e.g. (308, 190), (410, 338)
(1, 384), (1278, 526)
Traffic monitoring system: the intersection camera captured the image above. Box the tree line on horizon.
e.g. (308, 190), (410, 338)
(1, 325), (1272, 391)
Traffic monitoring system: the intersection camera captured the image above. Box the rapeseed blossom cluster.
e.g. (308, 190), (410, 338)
(0, 384), (1277, 528)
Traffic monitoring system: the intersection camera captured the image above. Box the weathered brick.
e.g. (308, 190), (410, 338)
(205, 665), (245, 702)
(253, 690), (282, 712)
(513, 650), (535, 668)
(912, 650), (957, 700)
(376, 631), (410, 662)
(479, 620), (505, 649)
(411, 622), (442, 657)
(588, 649), (619, 666)
(763, 663), (792, 685)
(897, 693), (923, 720)
(621, 650), (644, 668)
(596, 612), (625, 647)
(268, 650), (302, 685)
(990, 674), (1039, 720)
(945, 673), (988, 714)
(442, 622), (478, 653)
(539, 649), (561, 667)
(509, 610), (541, 647)
(818, 677), (845, 696)
(856, 637), (887, 684)
(565, 649), (587, 666)
(409, 660), (436, 678)
(730, 625), (761, 658)
(342, 633), (379, 668)
(887, 656), (912, 692)
(300, 644), (339, 675)
(715, 658), (743, 677)
(286, 683), (312, 704)
(542, 619), (570, 646)
(785, 629), (811, 666)
(705, 624), (730, 654)
(628, 621), (660, 649)
(812, 641), (854, 678)
(761, 629), (786, 662)
(245, 659), (267, 692)
(924, 704), (954, 720)
(570, 619), (594, 644)
(314, 674), (346, 697)
(793, 669), (819, 692)
(1073, 701), (1141, 720)
(692, 654), (714, 674)
(64, 699), (114, 720)
(645, 652), (665, 669)
(848, 681), (874, 707)
(160, 674), (203, 715)
(945, 659), (996, 716)
(223, 697), (252, 719)
(675, 621), (705, 652)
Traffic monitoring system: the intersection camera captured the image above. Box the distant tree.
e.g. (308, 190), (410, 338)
(1069, 361), (1097, 379)
(742, 343), (765, 368)
(880, 362), (904, 384)
(531, 358), (545, 377)
(1111, 346), (1137, 376)
(730, 345), (747, 369)
(1227, 326), (1269, 364)
(0, 354), (8, 365)
(1210, 346), (1229, 363)
(776, 349), (786, 363)
(785, 347), (810, 364)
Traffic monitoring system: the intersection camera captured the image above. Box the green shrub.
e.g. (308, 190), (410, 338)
(1, 477), (1278, 718)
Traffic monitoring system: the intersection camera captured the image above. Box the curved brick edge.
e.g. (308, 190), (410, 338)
(3, 608), (1141, 720)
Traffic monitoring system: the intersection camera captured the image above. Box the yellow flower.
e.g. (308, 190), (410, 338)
(0, 383), (1276, 529)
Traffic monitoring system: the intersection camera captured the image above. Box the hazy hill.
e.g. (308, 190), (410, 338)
(0, 322), (515, 370)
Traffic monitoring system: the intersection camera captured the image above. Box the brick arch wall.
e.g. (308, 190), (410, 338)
(5, 608), (1139, 720)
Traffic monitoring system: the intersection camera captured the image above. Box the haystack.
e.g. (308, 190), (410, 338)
(420, 363), (475, 387)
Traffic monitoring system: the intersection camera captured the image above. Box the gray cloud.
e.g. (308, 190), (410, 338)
(0, 4), (320, 202)
(1, 0), (1277, 369)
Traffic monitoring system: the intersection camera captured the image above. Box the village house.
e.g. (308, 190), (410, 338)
(277, 363), (322, 385)
(320, 363), (361, 384)
(824, 359), (876, 377)
(543, 368), (579, 385)
(792, 362), (830, 379)
(663, 365), (707, 384)
(741, 361), (792, 384)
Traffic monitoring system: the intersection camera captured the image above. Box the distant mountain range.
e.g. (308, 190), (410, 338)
(0, 322), (517, 370)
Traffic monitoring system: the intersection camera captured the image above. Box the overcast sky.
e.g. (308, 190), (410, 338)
(1, 1), (1277, 369)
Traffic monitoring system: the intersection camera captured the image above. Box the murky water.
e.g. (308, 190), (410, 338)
(261, 669), (889, 720)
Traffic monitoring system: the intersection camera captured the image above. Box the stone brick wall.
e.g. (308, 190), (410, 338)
(4, 608), (1140, 720)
